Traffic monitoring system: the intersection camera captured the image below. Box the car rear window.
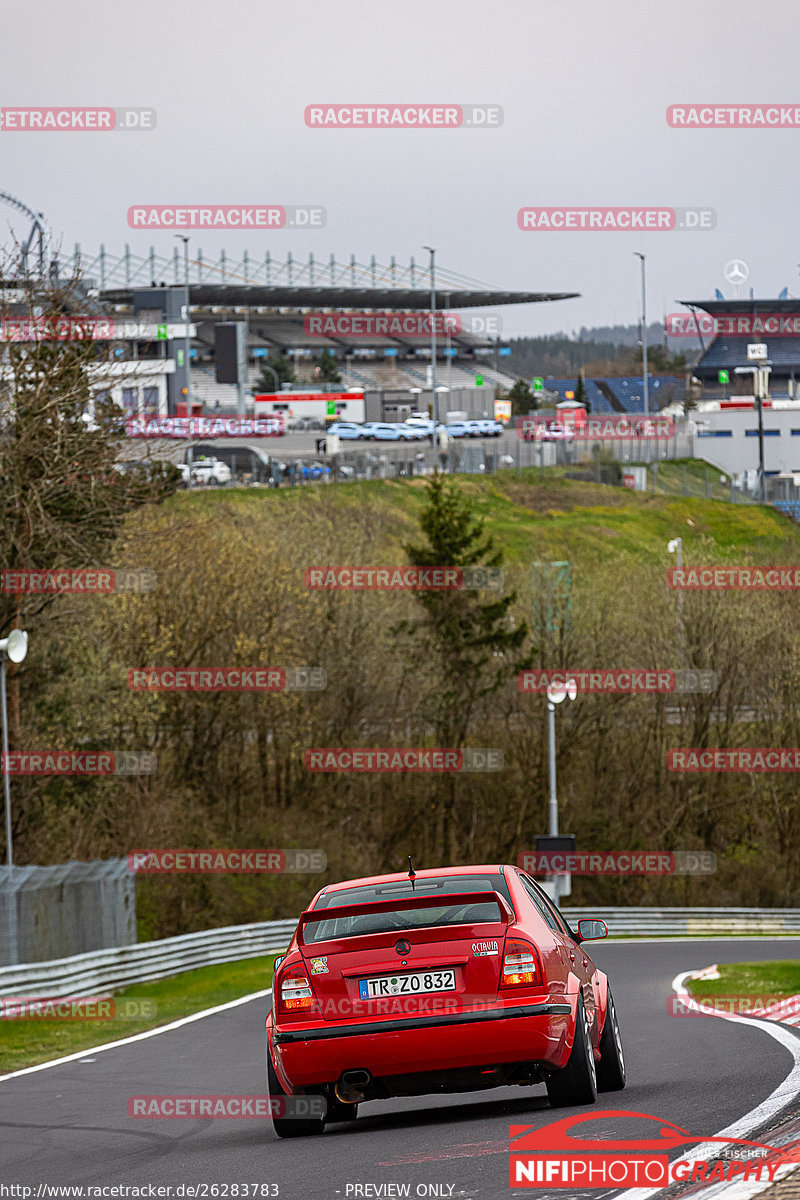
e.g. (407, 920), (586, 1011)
(304, 873), (513, 944)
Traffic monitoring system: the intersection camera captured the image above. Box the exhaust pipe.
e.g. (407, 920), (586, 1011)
(335, 1068), (372, 1104)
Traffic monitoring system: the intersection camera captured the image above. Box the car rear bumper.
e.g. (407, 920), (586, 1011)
(269, 1000), (574, 1090)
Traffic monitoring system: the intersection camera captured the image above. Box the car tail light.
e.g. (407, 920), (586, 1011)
(501, 939), (543, 987)
(278, 968), (316, 1013)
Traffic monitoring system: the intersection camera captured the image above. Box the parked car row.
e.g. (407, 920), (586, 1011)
(328, 418), (504, 441)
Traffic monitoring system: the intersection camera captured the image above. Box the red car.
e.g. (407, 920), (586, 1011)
(265, 863), (625, 1137)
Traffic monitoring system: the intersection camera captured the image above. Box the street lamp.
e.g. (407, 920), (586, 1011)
(1, 627), (27, 967)
(175, 235), (193, 489)
(1, 628), (27, 870)
(546, 677), (576, 904)
(668, 538), (684, 656)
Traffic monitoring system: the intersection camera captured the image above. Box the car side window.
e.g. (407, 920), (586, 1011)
(516, 873), (562, 933)
(525, 878), (575, 940)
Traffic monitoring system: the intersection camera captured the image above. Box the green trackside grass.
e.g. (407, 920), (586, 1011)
(170, 459), (800, 571)
(686, 960), (800, 1001)
(0, 955), (279, 1074)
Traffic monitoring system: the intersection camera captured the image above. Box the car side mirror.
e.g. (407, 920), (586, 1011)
(273, 954), (285, 970)
(576, 918), (608, 941)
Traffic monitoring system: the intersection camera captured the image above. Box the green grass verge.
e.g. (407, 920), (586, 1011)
(686, 960), (800, 1000)
(174, 460), (800, 570)
(0, 954), (278, 1074)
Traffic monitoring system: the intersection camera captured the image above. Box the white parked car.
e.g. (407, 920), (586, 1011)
(464, 419), (504, 438)
(178, 456), (232, 486)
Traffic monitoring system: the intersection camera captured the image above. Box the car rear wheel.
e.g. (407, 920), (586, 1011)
(267, 1048), (325, 1138)
(596, 990), (626, 1091)
(545, 996), (598, 1108)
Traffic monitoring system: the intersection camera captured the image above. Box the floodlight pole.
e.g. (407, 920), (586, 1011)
(635, 253), (649, 419)
(176, 235), (193, 488)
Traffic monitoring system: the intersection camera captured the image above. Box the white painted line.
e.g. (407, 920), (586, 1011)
(0, 988), (272, 1082)
(614, 969), (800, 1200)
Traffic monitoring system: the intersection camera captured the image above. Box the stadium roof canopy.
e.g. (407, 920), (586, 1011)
(102, 284), (578, 310)
(679, 298), (800, 315)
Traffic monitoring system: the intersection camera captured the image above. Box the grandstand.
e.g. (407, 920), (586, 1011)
(680, 297), (800, 398)
(61, 246), (577, 415)
(537, 375), (683, 415)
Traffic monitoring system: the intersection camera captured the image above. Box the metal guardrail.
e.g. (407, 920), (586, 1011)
(1, 908), (799, 999)
(0, 919), (296, 999)
(563, 907), (800, 937)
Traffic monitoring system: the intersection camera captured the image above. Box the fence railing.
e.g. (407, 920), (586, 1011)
(1, 908), (798, 1000)
(0, 918), (296, 1000)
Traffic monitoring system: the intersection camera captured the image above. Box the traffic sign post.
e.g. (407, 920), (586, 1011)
(535, 834), (576, 900)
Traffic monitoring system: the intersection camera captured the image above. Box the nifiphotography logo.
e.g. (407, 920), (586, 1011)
(508, 1110), (798, 1188)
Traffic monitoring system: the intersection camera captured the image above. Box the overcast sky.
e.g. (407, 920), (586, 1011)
(2, 0), (798, 337)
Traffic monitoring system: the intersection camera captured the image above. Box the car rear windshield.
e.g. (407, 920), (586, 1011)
(304, 873), (513, 944)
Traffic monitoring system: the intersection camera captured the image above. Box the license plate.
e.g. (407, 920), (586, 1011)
(358, 969), (456, 999)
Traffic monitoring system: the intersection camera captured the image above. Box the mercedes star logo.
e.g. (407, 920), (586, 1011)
(724, 259), (749, 285)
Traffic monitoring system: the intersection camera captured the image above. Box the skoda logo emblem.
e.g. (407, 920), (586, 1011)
(395, 939), (411, 955)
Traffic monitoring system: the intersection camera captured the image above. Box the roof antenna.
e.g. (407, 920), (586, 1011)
(407, 855), (416, 891)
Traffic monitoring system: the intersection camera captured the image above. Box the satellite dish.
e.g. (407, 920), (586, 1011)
(0, 629), (28, 664)
(565, 678), (578, 701)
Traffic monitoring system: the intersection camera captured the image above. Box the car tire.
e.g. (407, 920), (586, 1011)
(267, 1047), (326, 1138)
(595, 990), (626, 1091)
(545, 996), (598, 1108)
